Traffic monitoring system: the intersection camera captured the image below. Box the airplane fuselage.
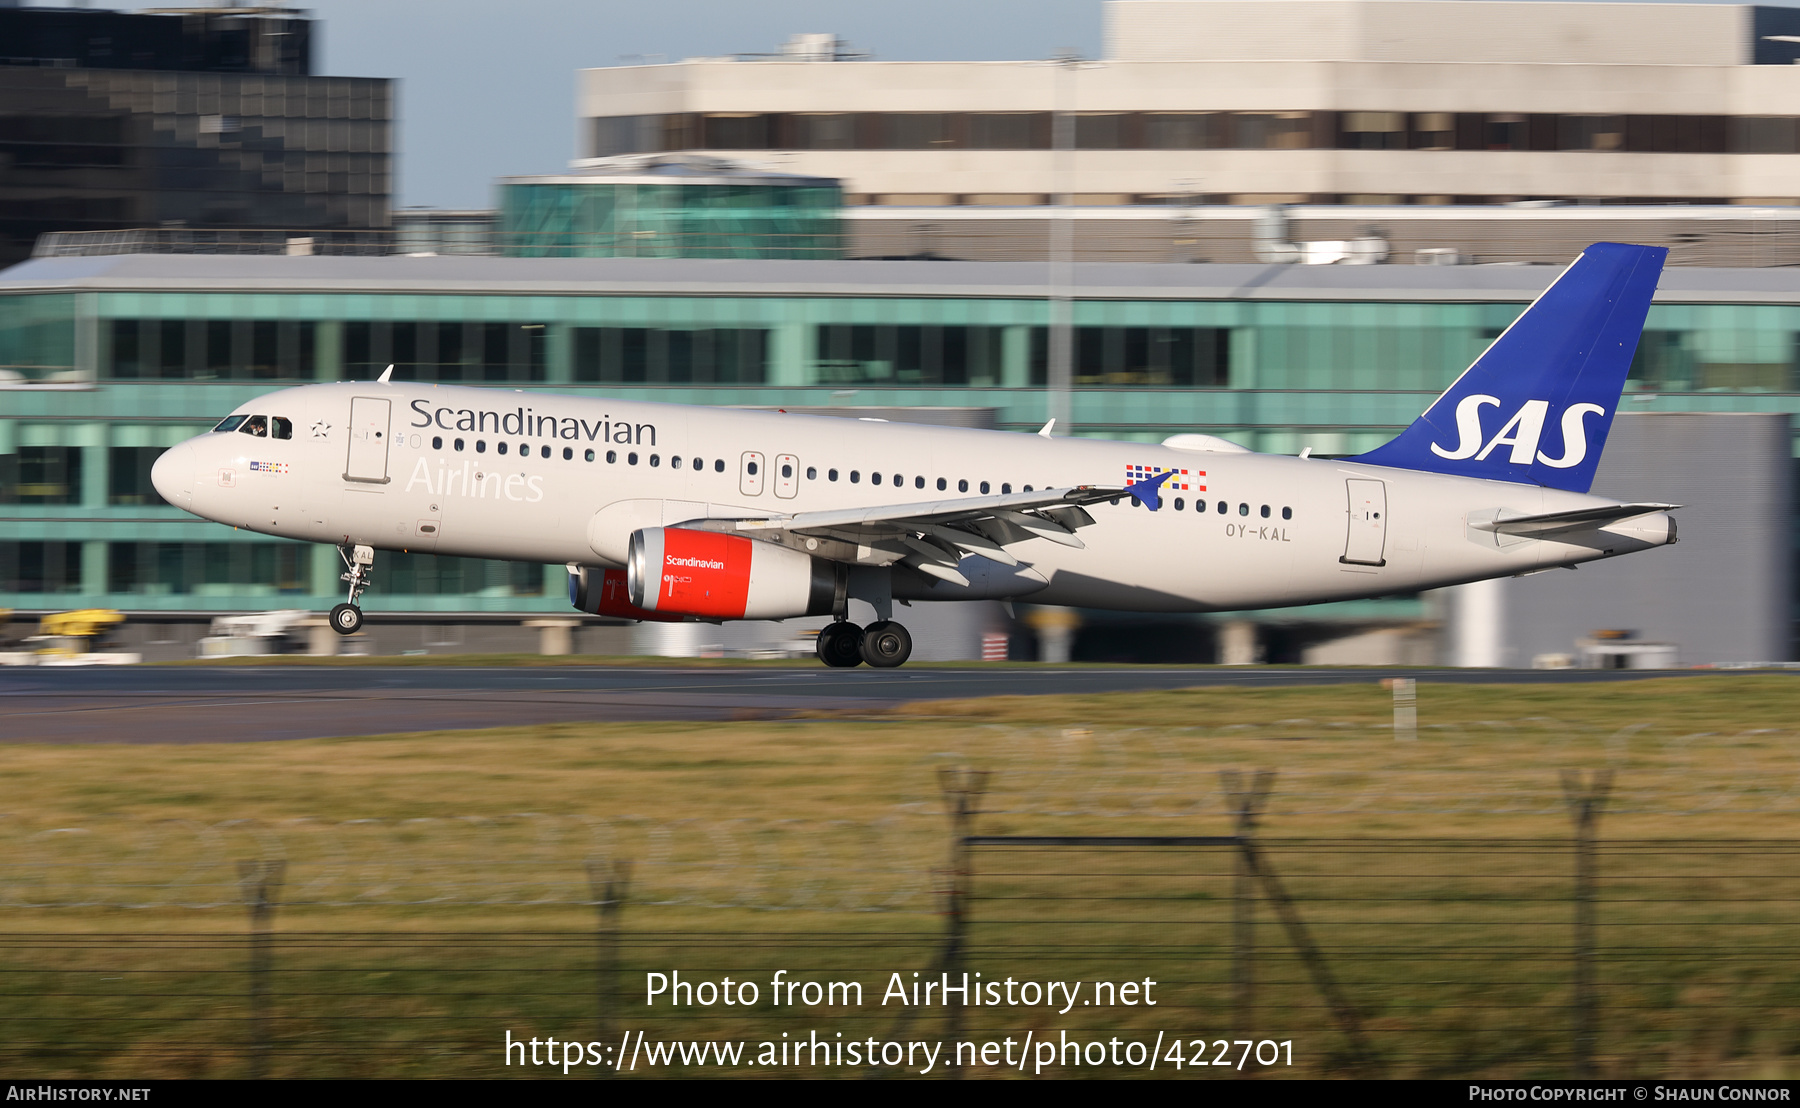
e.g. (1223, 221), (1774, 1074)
(153, 380), (1675, 614)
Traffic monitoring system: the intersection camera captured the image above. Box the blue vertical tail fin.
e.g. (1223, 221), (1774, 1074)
(1351, 242), (1667, 493)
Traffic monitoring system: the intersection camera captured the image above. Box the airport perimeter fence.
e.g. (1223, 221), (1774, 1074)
(3, 720), (1799, 1078)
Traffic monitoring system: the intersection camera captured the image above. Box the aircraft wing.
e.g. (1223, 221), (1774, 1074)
(678, 483), (1147, 585)
(1471, 502), (1680, 538)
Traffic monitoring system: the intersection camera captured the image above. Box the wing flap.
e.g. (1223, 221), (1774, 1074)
(675, 485), (1121, 568)
(728, 484), (1121, 536)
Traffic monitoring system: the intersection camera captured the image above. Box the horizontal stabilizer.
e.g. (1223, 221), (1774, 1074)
(1472, 502), (1679, 538)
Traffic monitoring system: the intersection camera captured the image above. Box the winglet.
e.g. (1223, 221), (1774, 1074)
(1125, 468), (1177, 511)
(1037, 419), (1055, 438)
(377, 364), (394, 383)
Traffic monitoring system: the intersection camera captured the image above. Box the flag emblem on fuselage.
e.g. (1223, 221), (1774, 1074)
(248, 461), (290, 474)
(1126, 465), (1203, 492)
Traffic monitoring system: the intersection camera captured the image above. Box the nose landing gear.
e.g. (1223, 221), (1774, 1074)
(814, 619), (914, 668)
(330, 544), (375, 636)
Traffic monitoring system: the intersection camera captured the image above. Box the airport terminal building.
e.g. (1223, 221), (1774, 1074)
(0, 250), (1794, 661)
(581, 0), (1800, 208)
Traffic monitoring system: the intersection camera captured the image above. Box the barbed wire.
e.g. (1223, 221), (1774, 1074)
(912, 720), (1800, 820)
(0, 720), (1793, 910)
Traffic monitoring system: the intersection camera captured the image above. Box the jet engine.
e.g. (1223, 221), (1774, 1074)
(626, 527), (844, 620)
(568, 565), (688, 622)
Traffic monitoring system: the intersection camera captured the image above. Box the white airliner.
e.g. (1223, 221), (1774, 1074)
(151, 243), (1677, 668)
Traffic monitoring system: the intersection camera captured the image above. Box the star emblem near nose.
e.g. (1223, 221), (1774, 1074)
(311, 421), (331, 439)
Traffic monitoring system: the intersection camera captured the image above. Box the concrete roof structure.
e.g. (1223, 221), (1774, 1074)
(8, 251), (1800, 304)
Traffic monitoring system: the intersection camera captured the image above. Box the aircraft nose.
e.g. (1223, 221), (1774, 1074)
(151, 441), (194, 508)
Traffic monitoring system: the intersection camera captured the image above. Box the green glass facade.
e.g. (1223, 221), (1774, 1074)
(499, 179), (843, 259)
(3, 260), (1797, 617)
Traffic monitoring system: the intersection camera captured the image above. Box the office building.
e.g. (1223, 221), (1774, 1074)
(579, 1), (1800, 208)
(0, 4), (392, 269)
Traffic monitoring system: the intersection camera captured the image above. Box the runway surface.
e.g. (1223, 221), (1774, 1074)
(0, 663), (1778, 744)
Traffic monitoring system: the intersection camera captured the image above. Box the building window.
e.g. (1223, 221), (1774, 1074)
(1339, 112), (1406, 150)
(1411, 112), (1455, 150)
(814, 325), (1003, 386)
(573, 327), (769, 384)
(700, 113), (773, 149)
(0, 446), (83, 505)
(1030, 326), (1230, 387)
(968, 113), (1049, 149)
(1143, 112), (1229, 150)
(882, 113), (953, 149)
(592, 115), (659, 157)
(107, 542), (309, 595)
(345, 321), (546, 383)
(108, 446), (166, 506)
(0, 542), (83, 593)
(1731, 117), (1799, 154)
(1233, 112), (1314, 150)
(106, 320), (315, 380)
(382, 553), (544, 597)
(1074, 113), (1133, 150)
(792, 113), (857, 149)
(1558, 115), (1627, 152)
(1483, 113), (1529, 151)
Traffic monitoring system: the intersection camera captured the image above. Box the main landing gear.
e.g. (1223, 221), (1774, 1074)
(330, 544), (375, 636)
(815, 619), (913, 669)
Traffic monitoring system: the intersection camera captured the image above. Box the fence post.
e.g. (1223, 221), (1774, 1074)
(938, 766), (989, 1077)
(1383, 677), (1417, 741)
(586, 857), (632, 1076)
(236, 859), (285, 1080)
(1221, 769), (1275, 1048)
(1562, 769), (1612, 1079)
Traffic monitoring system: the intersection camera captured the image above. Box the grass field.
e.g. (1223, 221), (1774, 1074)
(1, 674), (1797, 1079)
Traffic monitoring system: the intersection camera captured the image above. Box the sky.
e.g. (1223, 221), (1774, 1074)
(24, 0), (1799, 209)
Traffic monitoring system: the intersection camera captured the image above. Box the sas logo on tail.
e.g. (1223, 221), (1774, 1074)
(1429, 396), (1604, 469)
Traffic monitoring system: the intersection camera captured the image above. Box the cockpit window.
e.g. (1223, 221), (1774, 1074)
(270, 416), (292, 440)
(240, 415), (268, 437)
(213, 415), (247, 433)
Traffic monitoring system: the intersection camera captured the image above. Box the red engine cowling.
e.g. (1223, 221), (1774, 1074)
(568, 565), (688, 622)
(627, 527), (843, 620)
